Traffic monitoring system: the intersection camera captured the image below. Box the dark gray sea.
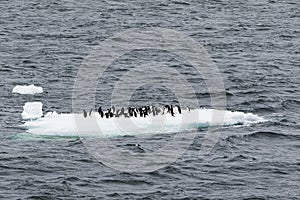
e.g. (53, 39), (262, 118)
(1, 0), (299, 199)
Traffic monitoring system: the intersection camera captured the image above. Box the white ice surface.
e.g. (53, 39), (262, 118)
(21, 102), (43, 120)
(12, 84), (43, 94)
(21, 107), (266, 137)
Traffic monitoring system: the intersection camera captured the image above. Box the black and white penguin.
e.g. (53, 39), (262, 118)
(98, 107), (104, 118)
(83, 109), (87, 118)
(128, 107), (133, 117)
(164, 105), (171, 114)
(138, 107), (143, 117)
(89, 109), (93, 116)
(133, 110), (137, 118)
(178, 105), (182, 114)
(176, 105), (182, 114)
(120, 107), (125, 117)
(115, 109), (120, 117)
(147, 106), (151, 114)
(143, 112), (148, 117)
(170, 105), (174, 116)
(108, 108), (114, 118)
(155, 107), (161, 115)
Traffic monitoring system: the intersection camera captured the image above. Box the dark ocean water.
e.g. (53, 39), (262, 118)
(1, 0), (300, 199)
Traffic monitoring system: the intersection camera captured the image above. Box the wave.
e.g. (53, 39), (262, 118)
(282, 99), (300, 112)
(227, 131), (300, 141)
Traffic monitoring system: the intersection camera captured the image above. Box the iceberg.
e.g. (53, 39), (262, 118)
(12, 84), (43, 95)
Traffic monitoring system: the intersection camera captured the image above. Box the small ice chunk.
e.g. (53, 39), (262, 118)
(22, 102), (43, 120)
(12, 84), (43, 94)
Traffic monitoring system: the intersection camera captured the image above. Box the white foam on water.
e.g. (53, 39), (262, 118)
(12, 84), (43, 94)
(21, 106), (266, 137)
(21, 102), (43, 120)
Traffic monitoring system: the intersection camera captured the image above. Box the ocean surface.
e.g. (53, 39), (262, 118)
(1, 0), (299, 199)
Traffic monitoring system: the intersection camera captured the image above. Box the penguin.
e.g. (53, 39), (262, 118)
(108, 108), (113, 118)
(138, 107), (143, 117)
(89, 109), (93, 116)
(155, 107), (161, 114)
(176, 105), (182, 114)
(98, 107), (104, 118)
(128, 107), (133, 117)
(164, 105), (171, 114)
(170, 105), (174, 116)
(187, 106), (190, 112)
(115, 109), (120, 117)
(112, 106), (115, 114)
(120, 107), (125, 117)
(133, 110), (137, 118)
(83, 109), (87, 118)
(147, 106), (151, 114)
(105, 112), (109, 118)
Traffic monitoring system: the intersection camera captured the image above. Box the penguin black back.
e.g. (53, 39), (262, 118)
(98, 107), (104, 118)
(120, 107), (125, 116)
(165, 105), (171, 113)
(133, 110), (137, 117)
(109, 110), (114, 118)
(177, 105), (181, 114)
(83, 109), (87, 118)
(170, 105), (174, 116)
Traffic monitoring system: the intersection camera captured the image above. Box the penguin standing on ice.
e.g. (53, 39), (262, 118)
(128, 107), (133, 117)
(108, 108), (114, 118)
(187, 106), (190, 112)
(170, 105), (175, 116)
(112, 106), (115, 114)
(133, 110), (137, 117)
(176, 105), (182, 114)
(98, 106), (104, 118)
(89, 109), (93, 116)
(164, 105), (171, 114)
(147, 106), (151, 114)
(155, 107), (161, 115)
(138, 107), (143, 117)
(152, 107), (156, 116)
(83, 109), (87, 118)
(115, 109), (120, 117)
(120, 107), (125, 117)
